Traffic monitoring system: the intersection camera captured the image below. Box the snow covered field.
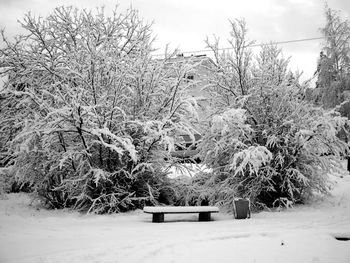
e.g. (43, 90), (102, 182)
(1, 173), (350, 263)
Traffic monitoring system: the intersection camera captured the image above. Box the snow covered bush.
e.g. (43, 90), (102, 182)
(197, 19), (349, 209)
(0, 6), (198, 212)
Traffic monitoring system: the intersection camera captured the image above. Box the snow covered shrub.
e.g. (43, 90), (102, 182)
(167, 170), (214, 206)
(0, 6), (198, 212)
(198, 20), (349, 209)
(200, 89), (348, 208)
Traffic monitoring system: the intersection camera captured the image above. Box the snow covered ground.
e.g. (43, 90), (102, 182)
(1, 172), (350, 263)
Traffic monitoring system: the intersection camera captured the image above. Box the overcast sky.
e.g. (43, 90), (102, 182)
(1, 0), (349, 81)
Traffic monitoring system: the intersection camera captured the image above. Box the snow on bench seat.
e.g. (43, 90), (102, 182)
(143, 206), (219, 222)
(143, 206), (219, 213)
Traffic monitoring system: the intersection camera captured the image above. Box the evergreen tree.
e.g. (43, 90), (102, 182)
(315, 6), (350, 110)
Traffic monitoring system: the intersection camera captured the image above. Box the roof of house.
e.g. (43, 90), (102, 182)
(155, 54), (216, 68)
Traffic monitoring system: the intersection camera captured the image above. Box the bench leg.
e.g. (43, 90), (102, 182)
(199, 212), (211, 221)
(152, 213), (164, 223)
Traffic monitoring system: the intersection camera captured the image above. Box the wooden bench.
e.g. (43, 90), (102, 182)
(143, 206), (219, 223)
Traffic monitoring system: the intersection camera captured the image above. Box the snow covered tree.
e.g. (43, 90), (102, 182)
(0, 6), (199, 212)
(314, 6), (350, 110)
(310, 5), (350, 171)
(195, 19), (349, 209)
(204, 19), (254, 113)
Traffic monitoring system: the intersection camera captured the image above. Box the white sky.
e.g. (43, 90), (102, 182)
(0, 0), (350, 81)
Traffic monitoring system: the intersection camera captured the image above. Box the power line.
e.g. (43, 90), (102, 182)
(249, 37), (324, 47)
(152, 36), (325, 57)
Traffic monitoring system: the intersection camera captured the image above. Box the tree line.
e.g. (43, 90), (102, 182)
(0, 4), (349, 213)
